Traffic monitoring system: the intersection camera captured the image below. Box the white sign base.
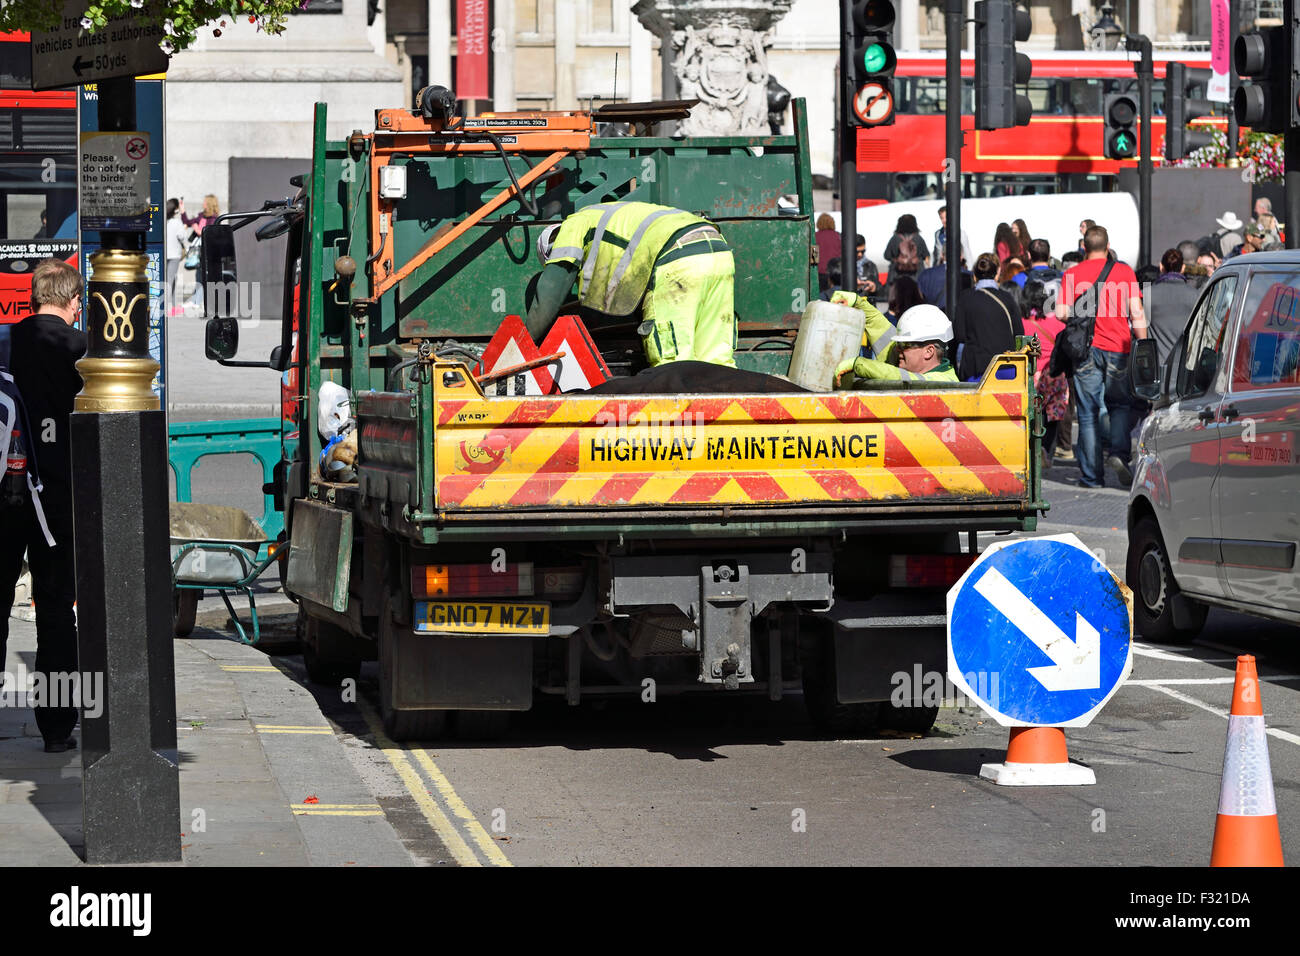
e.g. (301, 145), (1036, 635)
(979, 760), (1097, 786)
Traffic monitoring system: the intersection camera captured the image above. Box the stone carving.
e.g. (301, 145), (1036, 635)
(633, 0), (794, 136)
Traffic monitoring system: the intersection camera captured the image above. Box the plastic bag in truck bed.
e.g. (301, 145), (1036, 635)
(587, 361), (809, 395)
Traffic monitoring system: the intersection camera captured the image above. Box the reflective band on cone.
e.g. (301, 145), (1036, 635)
(1211, 656), (1284, 867)
(979, 726), (1096, 786)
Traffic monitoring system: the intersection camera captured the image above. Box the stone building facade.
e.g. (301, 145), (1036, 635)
(164, 0), (1214, 209)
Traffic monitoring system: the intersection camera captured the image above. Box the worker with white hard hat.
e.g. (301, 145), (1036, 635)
(829, 292), (958, 385)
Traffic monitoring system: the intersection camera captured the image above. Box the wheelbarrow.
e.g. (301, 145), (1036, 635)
(170, 501), (280, 644)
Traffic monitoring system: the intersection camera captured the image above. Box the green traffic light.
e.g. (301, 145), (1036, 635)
(862, 43), (888, 73)
(1111, 131), (1135, 158)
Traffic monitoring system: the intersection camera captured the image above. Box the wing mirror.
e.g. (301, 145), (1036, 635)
(1129, 338), (1161, 401)
(205, 316), (239, 361)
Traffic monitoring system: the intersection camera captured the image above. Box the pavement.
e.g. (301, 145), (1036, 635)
(0, 602), (413, 867)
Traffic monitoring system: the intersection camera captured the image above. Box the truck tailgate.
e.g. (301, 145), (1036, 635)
(426, 352), (1033, 513)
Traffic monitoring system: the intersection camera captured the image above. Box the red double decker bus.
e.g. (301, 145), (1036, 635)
(0, 32), (78, 323)
(856, 50), (1225, 202)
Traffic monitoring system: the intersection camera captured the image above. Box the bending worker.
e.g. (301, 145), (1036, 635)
(830, 292), (958, 385)
(527, 201), (736, 368)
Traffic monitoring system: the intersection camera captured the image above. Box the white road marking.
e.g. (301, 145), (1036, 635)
(1128, 675), (1300, 686)
(1141, 683), (1300, 747)
(1131, 642), (1234, 664)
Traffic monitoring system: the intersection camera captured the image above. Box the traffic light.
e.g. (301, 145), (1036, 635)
(974, 0), (1032, 131)
(1234, 26), (1289, 133)
(1164, 62), (1216, 161)
(848, 0), (896, 127)
(1104, 91), (1138, 160)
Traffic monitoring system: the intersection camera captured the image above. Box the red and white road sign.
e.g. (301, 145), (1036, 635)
(475, 315), (609, 395)
(854, 83), (894, 126)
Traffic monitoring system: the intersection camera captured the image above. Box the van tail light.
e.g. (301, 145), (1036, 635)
(888, 553), (977, 589)
(412, 562), (534, 598)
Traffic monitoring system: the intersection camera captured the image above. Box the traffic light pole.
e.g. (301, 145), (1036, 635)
(839, 0), (857, 293)
(1128, 34), (1153, 269)
(945, 0), (962, 314)
(1289, 0), (1300, 249)
(1227, 0), (1239, 160)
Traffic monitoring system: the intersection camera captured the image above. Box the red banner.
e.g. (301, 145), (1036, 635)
(456, 0), (490, 101)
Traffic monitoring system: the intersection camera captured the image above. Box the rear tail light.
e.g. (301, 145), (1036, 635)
(412, 562), (534, 598)
(888, 553), (977, 589)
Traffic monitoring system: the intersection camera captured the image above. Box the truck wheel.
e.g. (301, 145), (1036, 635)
(799, 619), (882, 737)
(173, 590), (199, 638)
(454, 710), (511, 741)
(1127, 516), (1207, 644)
(378, 599), (449, 741)
(302, 616), (362, 687)
(878, 702), (939, 734)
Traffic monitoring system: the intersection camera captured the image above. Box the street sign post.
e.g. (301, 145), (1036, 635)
(947, 533), (1133, 784)
(30, 2), (169, 91)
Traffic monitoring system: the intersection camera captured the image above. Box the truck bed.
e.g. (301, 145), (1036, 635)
(356, 349), (1042, 539)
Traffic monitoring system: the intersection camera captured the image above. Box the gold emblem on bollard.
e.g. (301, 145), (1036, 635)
(92, 289), (146, 343)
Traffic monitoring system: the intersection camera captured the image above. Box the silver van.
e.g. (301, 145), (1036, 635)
(1127, 250), (1300, 641)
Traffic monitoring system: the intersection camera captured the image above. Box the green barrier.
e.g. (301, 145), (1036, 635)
(168, 418), (286, 550)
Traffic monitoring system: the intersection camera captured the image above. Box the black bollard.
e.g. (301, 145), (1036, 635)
(72, 76), (180, 864)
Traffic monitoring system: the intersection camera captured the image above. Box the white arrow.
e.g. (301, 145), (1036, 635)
(972, 566), (1101, 692)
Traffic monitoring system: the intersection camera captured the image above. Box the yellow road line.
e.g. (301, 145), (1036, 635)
(291, 803), (383, 809)
(409, 747), (512, 867)
(356, 700), (482, 867)
(255, 725), (334, 734)
(222, 665), (279, 672)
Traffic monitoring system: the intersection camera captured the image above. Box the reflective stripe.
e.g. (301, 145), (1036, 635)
(872, 326), (896, 358)
(604, 208), (680, 311)
(582, 202), (629, 283)
(548, 245), (585, 262)
(1218, 714), (1277, 816)
(897, 368), (917, 381)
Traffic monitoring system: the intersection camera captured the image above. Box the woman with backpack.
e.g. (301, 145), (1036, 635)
(882, 214), (929, 290)
(1020, 278), (1068, 467)
(182, 194), (221, 311)
(953, 253), (1024, 382)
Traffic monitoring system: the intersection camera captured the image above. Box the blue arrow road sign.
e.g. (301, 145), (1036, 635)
(947, 533), (1132, 728)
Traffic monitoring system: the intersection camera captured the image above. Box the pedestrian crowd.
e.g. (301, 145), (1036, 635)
(822, 197), (1284, 488)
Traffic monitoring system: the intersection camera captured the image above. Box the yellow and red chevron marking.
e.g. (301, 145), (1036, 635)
(432, 353), (1030, 510)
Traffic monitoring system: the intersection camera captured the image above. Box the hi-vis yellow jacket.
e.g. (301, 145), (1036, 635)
(831, 291), (959, 384)
(547, 202), (708, 316)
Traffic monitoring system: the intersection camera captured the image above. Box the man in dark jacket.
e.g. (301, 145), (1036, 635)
(0, 258), (86, 753)
(953, 252), (1023, 381)
(1148, 248), (1201, 368)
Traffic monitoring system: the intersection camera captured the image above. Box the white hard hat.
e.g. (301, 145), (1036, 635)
(536, 223), (561, 265)
(893, 304), (953, 344)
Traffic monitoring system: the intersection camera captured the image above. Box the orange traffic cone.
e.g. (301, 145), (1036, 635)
(979, 726), (1096, 786)
(1211, 656), (1284, 866)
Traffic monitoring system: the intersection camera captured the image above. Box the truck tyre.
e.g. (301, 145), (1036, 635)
(378, 598), (449, 741)
(302, 614), (362, 687)
(878, 702), (939, 734)
(799, 619), (882, 737)
(454, 710), (511, 741)
(1127, 516), (1207, 644)
(173, 589), (199, 638)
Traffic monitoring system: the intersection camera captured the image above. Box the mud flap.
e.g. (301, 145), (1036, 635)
(388, 626), (533, 711)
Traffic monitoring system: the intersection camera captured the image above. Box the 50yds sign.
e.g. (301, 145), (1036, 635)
(947, 534), (1133, 727)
